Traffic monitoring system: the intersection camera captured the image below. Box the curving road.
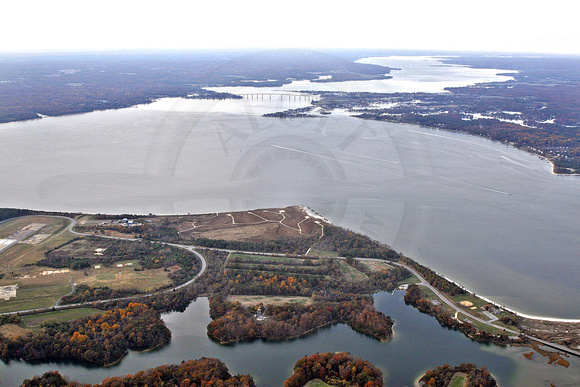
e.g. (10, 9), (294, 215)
(2, 215), (578, 357)
(356, 257), (580, 357)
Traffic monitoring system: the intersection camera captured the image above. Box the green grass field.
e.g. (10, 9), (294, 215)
(229, 253), (315, 265)
(396, 274), (420, 286)
(448, 373), (467, 387)
(0, 284), (72, 313)
(226, 253), (331, 278)
(21, 308), (102, 327)
(305, 247), (339, 257)
(304, 379), (332, 387)
(336, 260), (367, 282)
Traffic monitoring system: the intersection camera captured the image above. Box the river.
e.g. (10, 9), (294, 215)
(0, 96), (578, 319)
(0, 55), (578, 385)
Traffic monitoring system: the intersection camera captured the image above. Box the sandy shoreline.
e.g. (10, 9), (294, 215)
(440, 275), (580, 323)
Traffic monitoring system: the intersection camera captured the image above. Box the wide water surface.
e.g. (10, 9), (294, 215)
(209, 55), (517, 94)
(0, 97), (578, 319)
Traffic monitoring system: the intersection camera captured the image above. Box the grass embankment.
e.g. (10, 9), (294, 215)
(305, 247), (338, 257)
(0, 284), (72, 313)
(21, 308), (102, 327)
(229, 253), (309, 264)
(335, 260), (367, 282)
(357, 260), (393, 272)
(396, 274), (420, 286)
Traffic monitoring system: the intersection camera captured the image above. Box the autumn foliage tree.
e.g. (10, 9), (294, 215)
(284, 352), (383, 387)
(0, 303), (170, 366)
(22, 358), (255, 387)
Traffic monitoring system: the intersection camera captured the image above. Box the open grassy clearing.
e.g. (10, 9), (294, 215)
(450, 293), (501, 321)
(419, 286), (519, 334)
(0, 267), (71, 288)
(227, 262), (324, 274)
(451, 293), (488, 309)
(227, 295), (312, 306)
(72, 260), (172, 291)
(51, 237), (115, 258)
(0, 257), (174, 312)
(396, 274), (420, 286)
(21, 307), (102, 327)
(357, 259), (394, 272)
(336, 260), (368, 282)
(0, 323), (32, 339)
(454, 312), (513, 335)
(448, 373), (468, 387)
(0, 284), (72, 313)
(304, 380), (332, 387)
(229, 253), (318, 265)
(306, 247), (338, 257)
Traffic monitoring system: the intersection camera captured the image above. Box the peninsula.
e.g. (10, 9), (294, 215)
(0, 206), (578, 383)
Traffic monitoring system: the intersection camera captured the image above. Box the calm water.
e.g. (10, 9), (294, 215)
(209, 56), (517, 94)
(0, 97), (578, 319)
(0, 57), (579, 385)
(2, 292), (578, 386)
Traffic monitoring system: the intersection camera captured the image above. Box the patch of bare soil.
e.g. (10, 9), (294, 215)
(175, 206), (327, 242)
(101, 230), (136, 238)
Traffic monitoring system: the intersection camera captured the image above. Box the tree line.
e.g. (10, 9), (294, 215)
(284, 352), (383, 387)
(0, 303), (170, 366)
(419, 363), (497, 387)
(22, 357), (255, 387)
(404, 285), (521, 346)
(207, 295), (393, 343)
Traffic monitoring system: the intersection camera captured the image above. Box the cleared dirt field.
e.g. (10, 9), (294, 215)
(73, 260), (172, 291)
(157, 206), (327, 242)
(227, 295), (312, 307)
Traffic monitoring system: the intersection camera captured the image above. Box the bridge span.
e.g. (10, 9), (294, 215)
(239, 92), (320, 101)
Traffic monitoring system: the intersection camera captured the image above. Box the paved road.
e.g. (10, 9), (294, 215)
(3, 215), (578, 357)
(356, 258), (580, 357)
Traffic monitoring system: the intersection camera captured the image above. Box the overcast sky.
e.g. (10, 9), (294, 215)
(1, 0), (578, 55)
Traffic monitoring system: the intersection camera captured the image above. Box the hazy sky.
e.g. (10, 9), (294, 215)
(1, 0), (578, 55)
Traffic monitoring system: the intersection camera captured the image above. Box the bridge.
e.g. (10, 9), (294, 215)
(239, 93), (320, 101)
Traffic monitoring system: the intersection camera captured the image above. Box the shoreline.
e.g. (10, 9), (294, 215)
(436, 274), (580, 323)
